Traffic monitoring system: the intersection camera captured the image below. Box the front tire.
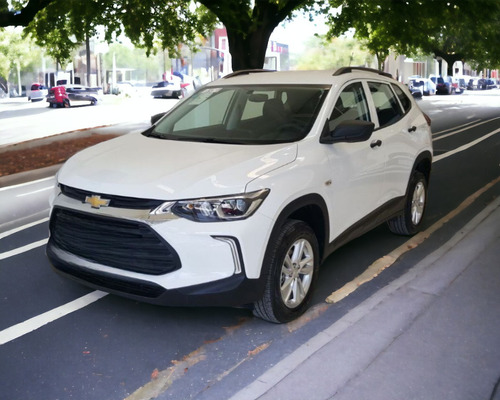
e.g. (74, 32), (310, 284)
(388, 171), (427, 236)
(253, 220), (319, 323)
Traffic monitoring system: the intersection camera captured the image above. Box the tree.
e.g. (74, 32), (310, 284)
(197, 0), (319, 70)
(294, 35), (372, 70)
(326, 0), (500, 74)
(0, 0), (55, 27)
(22, 1), (80, 71)
(2, 0), (322, 71)
(0, 28), (36, 95)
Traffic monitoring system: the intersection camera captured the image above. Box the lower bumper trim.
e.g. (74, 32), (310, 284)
(47, 242), (265, 307)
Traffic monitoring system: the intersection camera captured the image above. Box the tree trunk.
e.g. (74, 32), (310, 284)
(434, 51), (464, 76)
(200, 0), (304, 72)
(16, 60), (22, 97)
(227, 26), (275, 71)
(85, 34), (91, 86)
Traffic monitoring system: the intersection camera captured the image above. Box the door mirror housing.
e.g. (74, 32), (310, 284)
(151, 112), (167, 125)
(320, 120), (375, 144)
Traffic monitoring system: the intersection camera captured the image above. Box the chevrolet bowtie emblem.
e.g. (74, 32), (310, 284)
(84, 195), (110, 209)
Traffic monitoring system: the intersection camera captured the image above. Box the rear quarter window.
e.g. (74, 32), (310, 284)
(391, 83), (412, 113)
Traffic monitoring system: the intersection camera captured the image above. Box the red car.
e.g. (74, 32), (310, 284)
(47, 85), (102, 108)
(47, 86), (70, 108)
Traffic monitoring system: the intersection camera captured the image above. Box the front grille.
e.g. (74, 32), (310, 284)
(49, 253), (166, 298)
(49, 207), (181, 275)
(60, 184), (164, 210)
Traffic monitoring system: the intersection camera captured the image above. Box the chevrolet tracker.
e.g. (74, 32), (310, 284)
(47, 68), (433, 323)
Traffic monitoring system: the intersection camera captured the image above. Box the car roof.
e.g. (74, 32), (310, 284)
(209, 68), (395, 87)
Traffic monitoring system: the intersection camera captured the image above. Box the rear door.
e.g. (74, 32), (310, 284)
(366, 81), (421, 204)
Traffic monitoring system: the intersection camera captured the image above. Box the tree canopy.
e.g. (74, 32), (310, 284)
(2, 0), (316, 72)
(326, 0), (500, 73)
(1, 0), (500, 73)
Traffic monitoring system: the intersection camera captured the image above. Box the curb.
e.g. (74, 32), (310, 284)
(229, 196), (500, 400)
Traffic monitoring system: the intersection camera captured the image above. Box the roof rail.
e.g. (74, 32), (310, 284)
(222, 69), (276, 79)
(334, 67), (393, 79)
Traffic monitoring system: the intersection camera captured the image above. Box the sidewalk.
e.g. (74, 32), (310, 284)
(229, 196), (500, 400)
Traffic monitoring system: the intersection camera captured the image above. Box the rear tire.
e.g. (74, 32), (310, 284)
(253, 220), (319, 323)
(388, 171), (427, 236)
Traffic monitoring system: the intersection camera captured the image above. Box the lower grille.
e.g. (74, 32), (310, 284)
(49, 207), (181, 275)
(48, 250), (166, 298)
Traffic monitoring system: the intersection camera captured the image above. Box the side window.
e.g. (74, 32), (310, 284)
(368, 82), (404, 128)
(391, 83), (412, 113)
(329, 82), (370, 130)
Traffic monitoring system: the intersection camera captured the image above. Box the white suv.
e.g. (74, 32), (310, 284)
(47, 68), (433, 323)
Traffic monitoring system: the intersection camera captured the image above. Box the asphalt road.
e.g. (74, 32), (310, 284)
(0, 91), (499, 400)
(0, 95), (176, 147)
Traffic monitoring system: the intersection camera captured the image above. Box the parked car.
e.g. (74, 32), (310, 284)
(151, 75), (183, 99)
(467, 78), (479, 90)
(47, 84), (102, 108)
(431, 75), (456, 94)
(27, 83), (48, 102)
(456, 78), (467, 93)
(478, 78), (498, 90)
(408, 76), (435, 96)
(408, 77), (423, 98)
(46, 67), (433, 323)
(173, 72), (203, 97)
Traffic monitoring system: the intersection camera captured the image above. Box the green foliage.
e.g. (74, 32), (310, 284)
(0, 28), (38, 81)
(100, 0), (217, 57)
(294, 35), (372, 70)
(22, 0), (219, 68)
(102, 43), (165, 82)
(326, 0), (500, 71)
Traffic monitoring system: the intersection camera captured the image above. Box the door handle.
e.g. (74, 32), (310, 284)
(408, 126), (417, 132)
(370, 139), (382, 148)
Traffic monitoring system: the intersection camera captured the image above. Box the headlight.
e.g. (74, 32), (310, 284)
(151, 189), (270, 222)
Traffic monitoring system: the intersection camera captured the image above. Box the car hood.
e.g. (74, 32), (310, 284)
(58, 132), (297, 199)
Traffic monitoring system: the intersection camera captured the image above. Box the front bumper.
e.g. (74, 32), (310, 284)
(47, 241), (265, 306)
(46, 190), (273, 307)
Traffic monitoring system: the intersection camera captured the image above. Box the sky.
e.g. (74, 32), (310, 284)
(270, 12), (329, 54)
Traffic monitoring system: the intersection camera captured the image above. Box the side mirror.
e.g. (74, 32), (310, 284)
(320, 120), (375, 144)
(151, 112), (167, 125)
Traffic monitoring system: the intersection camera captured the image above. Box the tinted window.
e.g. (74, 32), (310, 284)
(368, 82), (403, 128)
(329, 82), (370, 130)
(392, 83), (411, 113)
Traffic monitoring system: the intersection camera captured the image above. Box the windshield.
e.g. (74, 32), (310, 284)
(148, 85), (329, 144)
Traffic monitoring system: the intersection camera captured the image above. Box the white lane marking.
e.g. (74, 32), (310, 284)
(16, 185), (53, 197)
(0, 238), (48, 261)
(0, 217), (49, 240)
(433, 128), (500, 162)
(0, 291), (108, 345)
(326, 175), (500, 303)
(1, 117), (497, 346)
(0, 176), (54, 192)
(433, 117), (500, 141)
(432, 119), (481, 136)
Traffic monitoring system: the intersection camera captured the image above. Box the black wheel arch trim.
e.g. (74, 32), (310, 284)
(268, 193), (330, 263)
(412, 150), (433, 183)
